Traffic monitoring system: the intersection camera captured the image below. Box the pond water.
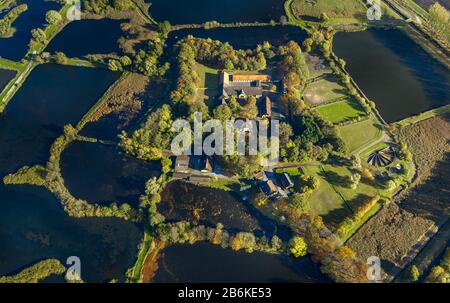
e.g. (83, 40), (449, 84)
(0, 68), (16, 92)
(0, 0), (61, 61)
(0, 184), (141, 282)
(333, 29), (450, 123)
(61, 141), (160, 207)
(166, 25), (307, 51)
(46, 19), (125, 57)
(153, 242), (330, 283)
(148, 0), (286, 24)
(0, 64), (119, 173)
(0, 64), (141, 282)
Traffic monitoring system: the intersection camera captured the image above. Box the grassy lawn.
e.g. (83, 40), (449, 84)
(303, 165), (352, 226)
(360, 141), (389, 159)
(194, 62), (219, 109)
(303, 76), (348, 105)
(338, 117), (383, 153)
(274, 166), (303, 176)
(197, 177), (242, 192)
(291, 0), (367, 19)
(0, 58), (24, 71)
(315, 100), (367, 124)
(320, 165), (380, 210)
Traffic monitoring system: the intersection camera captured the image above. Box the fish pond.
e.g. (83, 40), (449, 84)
(148, 0), (286, 24)
(0, 64), (141, 282)
(152, 242), (329, 283)
(166, 25), (307, 51)
(0, 0), (60, 61)
(333, 29), (450, 123)
(60, 141), (160, 207)
(46, 19), (125, 57)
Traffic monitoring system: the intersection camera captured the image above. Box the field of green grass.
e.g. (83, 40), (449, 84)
(320, 165), (380, 210)
(194, 62), (219, 108)
(315, 100), (367, 124)
(303, 77), (347, 105)
(338, 117), (383, 153)
(302, 165), (351, 226)
(360, 141), (389, 158)
(291, 0), (367, 19)
(303, 164), (384, 229)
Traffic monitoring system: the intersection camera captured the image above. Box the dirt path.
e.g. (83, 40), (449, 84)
(140, 240), (167, 283)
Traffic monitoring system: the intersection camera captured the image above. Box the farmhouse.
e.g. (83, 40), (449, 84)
(219, 71), (270, 101)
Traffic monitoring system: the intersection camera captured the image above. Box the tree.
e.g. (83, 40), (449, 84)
(45, 10), (62, 25)
(108, 59), (122, 71)
(288, 193), (310, 213)
(289, 236), (308, 257)
(119, 55), (132, 66)
(54, 52), (67, 64)
(320, 13), (330, 22)
(303, 38), (313, 52)
(161, 158), (172, 175)
(349, 173), (361, 189)
(31, 28), (47, 44)
(410, 265), (420, 282)
(112, 0), (130, 11)
(213, 104), (232, 122)
(158, 21), (171, 38)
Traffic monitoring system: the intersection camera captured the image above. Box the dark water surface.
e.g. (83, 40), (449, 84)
(46, 19), (125, 57)
(333, 29), (450, 123)
(61, 141), (160, 207)
(148, 0), (286, 24)
(166, 25), (307, 51)
(0, 0), (60, 61)
(0, 64), (141, 282)
(0, 68), (16, 92)
(153, 242), (330, 283)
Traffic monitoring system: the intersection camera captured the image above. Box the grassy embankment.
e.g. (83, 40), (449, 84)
(0, 259), (65, 283)
(315, 100), (367, 124)
(396, 104), (450, 127)
(338, 117), (383, 153)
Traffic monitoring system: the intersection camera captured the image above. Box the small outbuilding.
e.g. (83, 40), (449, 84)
(279, 173), (294, 189)
(175, 155), (190, 173)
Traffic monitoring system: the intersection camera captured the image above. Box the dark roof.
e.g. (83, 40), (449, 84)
(261, 180), (278, 195)
(223, 86), (263, 97)
(279, 173), (294, 188)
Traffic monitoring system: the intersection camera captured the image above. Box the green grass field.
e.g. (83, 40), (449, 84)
(303, 77), (347, 105)
(320, 165), (380, 210)
(315, 100), (367, 124)
(303, 165), (351, 226)
(291, 0), (367, 19)
(338, 117), (383, 153)
(360, 141), (389, 158)
(303, 164), (383, 229)
(194, 62), (219, 108)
